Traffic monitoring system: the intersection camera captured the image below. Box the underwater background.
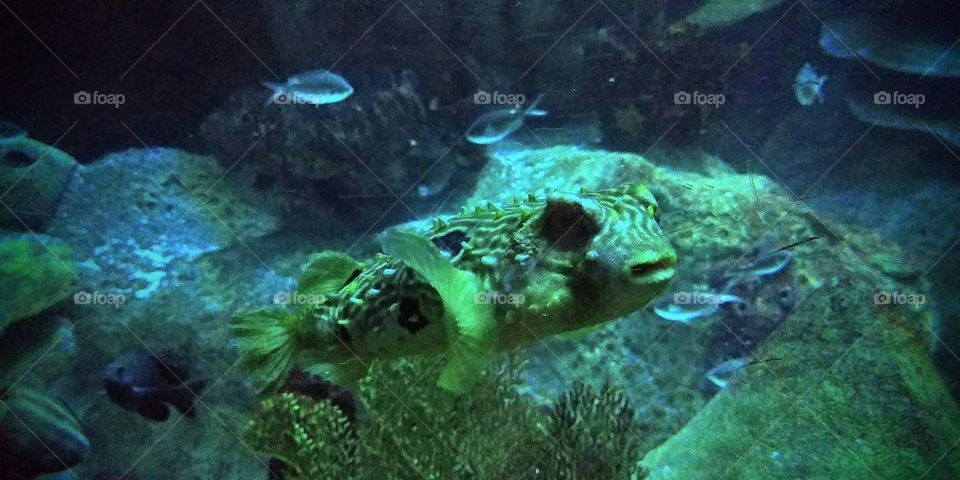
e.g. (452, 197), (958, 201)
(2, 0), (960, 478)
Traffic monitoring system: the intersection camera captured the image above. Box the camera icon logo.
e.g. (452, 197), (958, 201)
(473, 90), (492, 105)
(74, 91), (92, 105)
(674, 91), (692, 105)
(273, 291), (292, 305)
(673, 292), (691, 304)
(873, 291), (892, 305)
(473, 291), (491, 304)
(74, 291), (93, 304)
(873, 91), (892, 105)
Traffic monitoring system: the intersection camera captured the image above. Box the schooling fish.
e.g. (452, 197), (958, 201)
(652, 291), (744, 325)
(465, 94), (548, 145)
(0, 386), (89, 479)
(704, 357), (752, 389)
(262, 69), (354, 106)
(233, 184), (676, 393)
(728, 249), (793, 279)
(103, 353), (206, 422)
(702, 356), (778, 391)
(793, 63), (827, 106)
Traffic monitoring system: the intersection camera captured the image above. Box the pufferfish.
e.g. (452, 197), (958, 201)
(231, 184), (677, 393)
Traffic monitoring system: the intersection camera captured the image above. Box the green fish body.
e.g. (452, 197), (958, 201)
(232, 184), (676, 392)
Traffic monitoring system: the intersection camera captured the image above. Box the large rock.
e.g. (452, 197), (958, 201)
(37, 148), (288, 479)
(468, 146), (960, 478)
(48, 148), (278, 300)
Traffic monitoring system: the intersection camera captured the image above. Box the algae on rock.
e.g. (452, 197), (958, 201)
(468, 145), (960, 478)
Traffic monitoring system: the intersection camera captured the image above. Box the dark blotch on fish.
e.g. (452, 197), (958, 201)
(397, 297), (429, 334)
(539, 193), (601, 251)
(431, 230), (468, 257)
(103, 353), (206, 422)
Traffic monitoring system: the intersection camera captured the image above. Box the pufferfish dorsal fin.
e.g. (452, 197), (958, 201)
(381, 228), (498, 394)
(297, 251), (363, 298)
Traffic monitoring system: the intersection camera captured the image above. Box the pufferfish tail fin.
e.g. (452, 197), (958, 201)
(231, 307), (299, 393)
(231, 251), (364, 393)
(381, 229), (498, 394)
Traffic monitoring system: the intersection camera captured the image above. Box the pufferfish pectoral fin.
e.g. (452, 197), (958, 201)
(381, 229), (498, 394)
(297, 251), (364, 298)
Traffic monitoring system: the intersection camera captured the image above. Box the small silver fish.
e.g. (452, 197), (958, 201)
(728, 250), (793, 280)
(704, 357), (752, 389)
(652, 291), (744, 325)
(465, 94), (548, 145)
(794, 63), (827, 106)
(262, 69), (354, 106)
(704, 356), (778, 390)
(415, 158), (456, 198)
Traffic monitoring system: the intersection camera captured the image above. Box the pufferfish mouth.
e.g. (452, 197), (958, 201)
(629, 257), (676, 284)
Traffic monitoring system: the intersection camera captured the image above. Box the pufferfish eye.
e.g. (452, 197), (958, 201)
(645, 204), (661, 223)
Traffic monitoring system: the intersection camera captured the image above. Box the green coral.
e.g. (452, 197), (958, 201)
(244, 392), (356, 478)
(541, 382), (648, 479)
(0, 235), (77, 334)
(244, 359), (646, 479)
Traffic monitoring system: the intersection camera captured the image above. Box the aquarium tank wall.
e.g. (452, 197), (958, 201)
(1, 0), (959, 478)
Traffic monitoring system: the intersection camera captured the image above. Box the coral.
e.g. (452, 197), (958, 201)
(199, 69), (483, 231)
(0, 234), (76, 331)
(539, 382), (648, 479)
(243, 359), (645, 479)
(244, 392), (356, 479)
(0, 135), (78, 230)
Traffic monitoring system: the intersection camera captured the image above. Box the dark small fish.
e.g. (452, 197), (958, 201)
(103, 353), (206, 422)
